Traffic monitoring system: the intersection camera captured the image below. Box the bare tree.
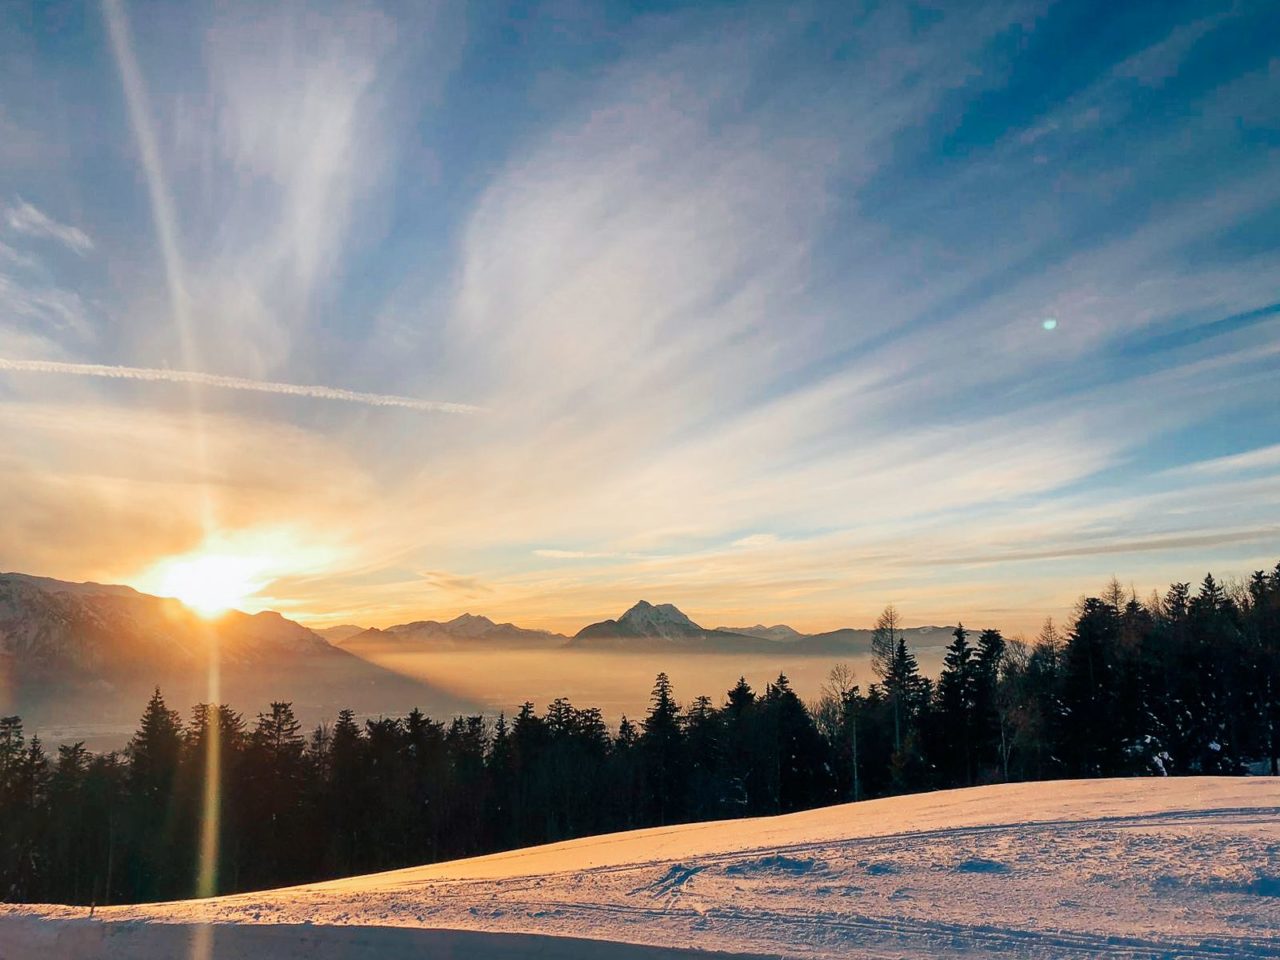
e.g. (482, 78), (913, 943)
(815, 663), (860, 802)
(871, 606), (906, 751)
(870, 605), (901, 682)
(1103, 576), (1127, 610)
(1036, 617), (1063, 668)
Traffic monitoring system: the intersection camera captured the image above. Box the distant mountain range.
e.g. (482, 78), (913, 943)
(0, 572), (473, 738)
(325, 599), (949, 655)
(338, 613), (563, 653)
(318, 599), (950, 654)
(715, 624), (804, 642)
(567, 600), (949, 653)
(1, 571), (953, 746)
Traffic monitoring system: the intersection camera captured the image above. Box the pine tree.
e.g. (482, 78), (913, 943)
(936, 625), (976, 786)
(1247, 565), (1280, 774)
(126, 688), (184, 900)
(974, 628), (1006, 778)
(180, 703), (245, 898)
(640, 673), (685, 825)
(47, 742), (91, 903)
(610, 715), (642, 828)
(762, 675), (833, 813)
(720, 677), (758, 813)
(683, 696), (724, 820)
(1062, 597), (1121, 776)
(886, 635), (924, 753)
(128, 688), (183, 804)
(244, 702), (308, 886)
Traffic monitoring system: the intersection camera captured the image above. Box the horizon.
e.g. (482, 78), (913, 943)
(2, 1), (1278, 639)
(7, 562), (1267, 639)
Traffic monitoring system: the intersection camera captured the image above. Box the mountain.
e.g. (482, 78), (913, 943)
(714, 623), (803, 642)
(0, 572), (473, 743)
(312, 624), (368, 643)
(340, 613), (565, 653)
(573, 601), (779, 650)
(576, 601), (705, 642)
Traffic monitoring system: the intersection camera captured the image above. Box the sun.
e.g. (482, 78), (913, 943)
(147, 552), (269, 618)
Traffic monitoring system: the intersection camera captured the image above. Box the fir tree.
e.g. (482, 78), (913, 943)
(936, 625), (976, 785)
(641, 673), (685, 825)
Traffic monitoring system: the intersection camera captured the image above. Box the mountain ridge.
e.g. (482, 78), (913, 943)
(340, 612), (566, 652)
(0, 572), (473, 737)
(571, 600), (951, 653)
(325, 600), (952, 654)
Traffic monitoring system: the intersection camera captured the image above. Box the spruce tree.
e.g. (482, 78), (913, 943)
(641, 673), (685, 825)
(936, 625), (976, 785)
(1062, 598), (1121, 775)
(974, 628), (1006, 778)
(126, 688), (184, 900)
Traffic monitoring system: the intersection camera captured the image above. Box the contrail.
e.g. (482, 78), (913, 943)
(0, 358), (480, 414)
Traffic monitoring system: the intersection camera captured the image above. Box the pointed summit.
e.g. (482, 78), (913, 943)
(444, 612), (498, 637)
(574, 600), (704, 642)
(617, 600), (701, 637)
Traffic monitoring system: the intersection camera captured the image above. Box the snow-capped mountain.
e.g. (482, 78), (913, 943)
(0, 572), (473, 737)
(573, 601), (778, 649)
(584, 600), (704, 641)
(340, 613), (566, 652)
(0, 572), (329, 677)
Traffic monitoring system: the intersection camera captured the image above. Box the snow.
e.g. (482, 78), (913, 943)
(2, 777), (1278, 958)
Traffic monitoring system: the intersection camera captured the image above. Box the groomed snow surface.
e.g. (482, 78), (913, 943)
(1, 777), (1277, 959)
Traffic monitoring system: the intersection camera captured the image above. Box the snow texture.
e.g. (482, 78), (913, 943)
(2, 777), (1277, 959)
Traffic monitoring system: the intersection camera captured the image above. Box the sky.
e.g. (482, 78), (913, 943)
(0, 0), (1277, 636)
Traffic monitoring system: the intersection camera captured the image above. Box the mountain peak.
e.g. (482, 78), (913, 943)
(443, 612), (499, 637)
(447, 612), (495, 627)
(618, 600), (698, 630)
(566, 600), (704, 643)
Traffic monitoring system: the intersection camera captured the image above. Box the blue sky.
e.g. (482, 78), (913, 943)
(0, 0), (1277, 632)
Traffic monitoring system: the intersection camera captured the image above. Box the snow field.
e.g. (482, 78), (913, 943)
(2, 777), (1277, 959)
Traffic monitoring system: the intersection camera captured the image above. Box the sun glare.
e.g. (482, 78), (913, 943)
(148, 552), (269, 618)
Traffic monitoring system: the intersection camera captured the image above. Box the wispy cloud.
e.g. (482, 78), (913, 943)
(0, 1), (1276, 635)
(1171, 444), (1280, 477)
(3, 198), (92, 254)
(0, 358), (478, 413)
(534, 549), (618, 560)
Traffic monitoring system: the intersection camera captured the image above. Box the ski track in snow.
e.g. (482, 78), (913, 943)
(1, 778), (1278, 959)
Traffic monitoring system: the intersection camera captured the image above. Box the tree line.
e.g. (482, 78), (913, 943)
(1, 562), (1277, 905)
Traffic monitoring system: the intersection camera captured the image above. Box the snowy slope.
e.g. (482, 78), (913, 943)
(2, 778), (1278, 959)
